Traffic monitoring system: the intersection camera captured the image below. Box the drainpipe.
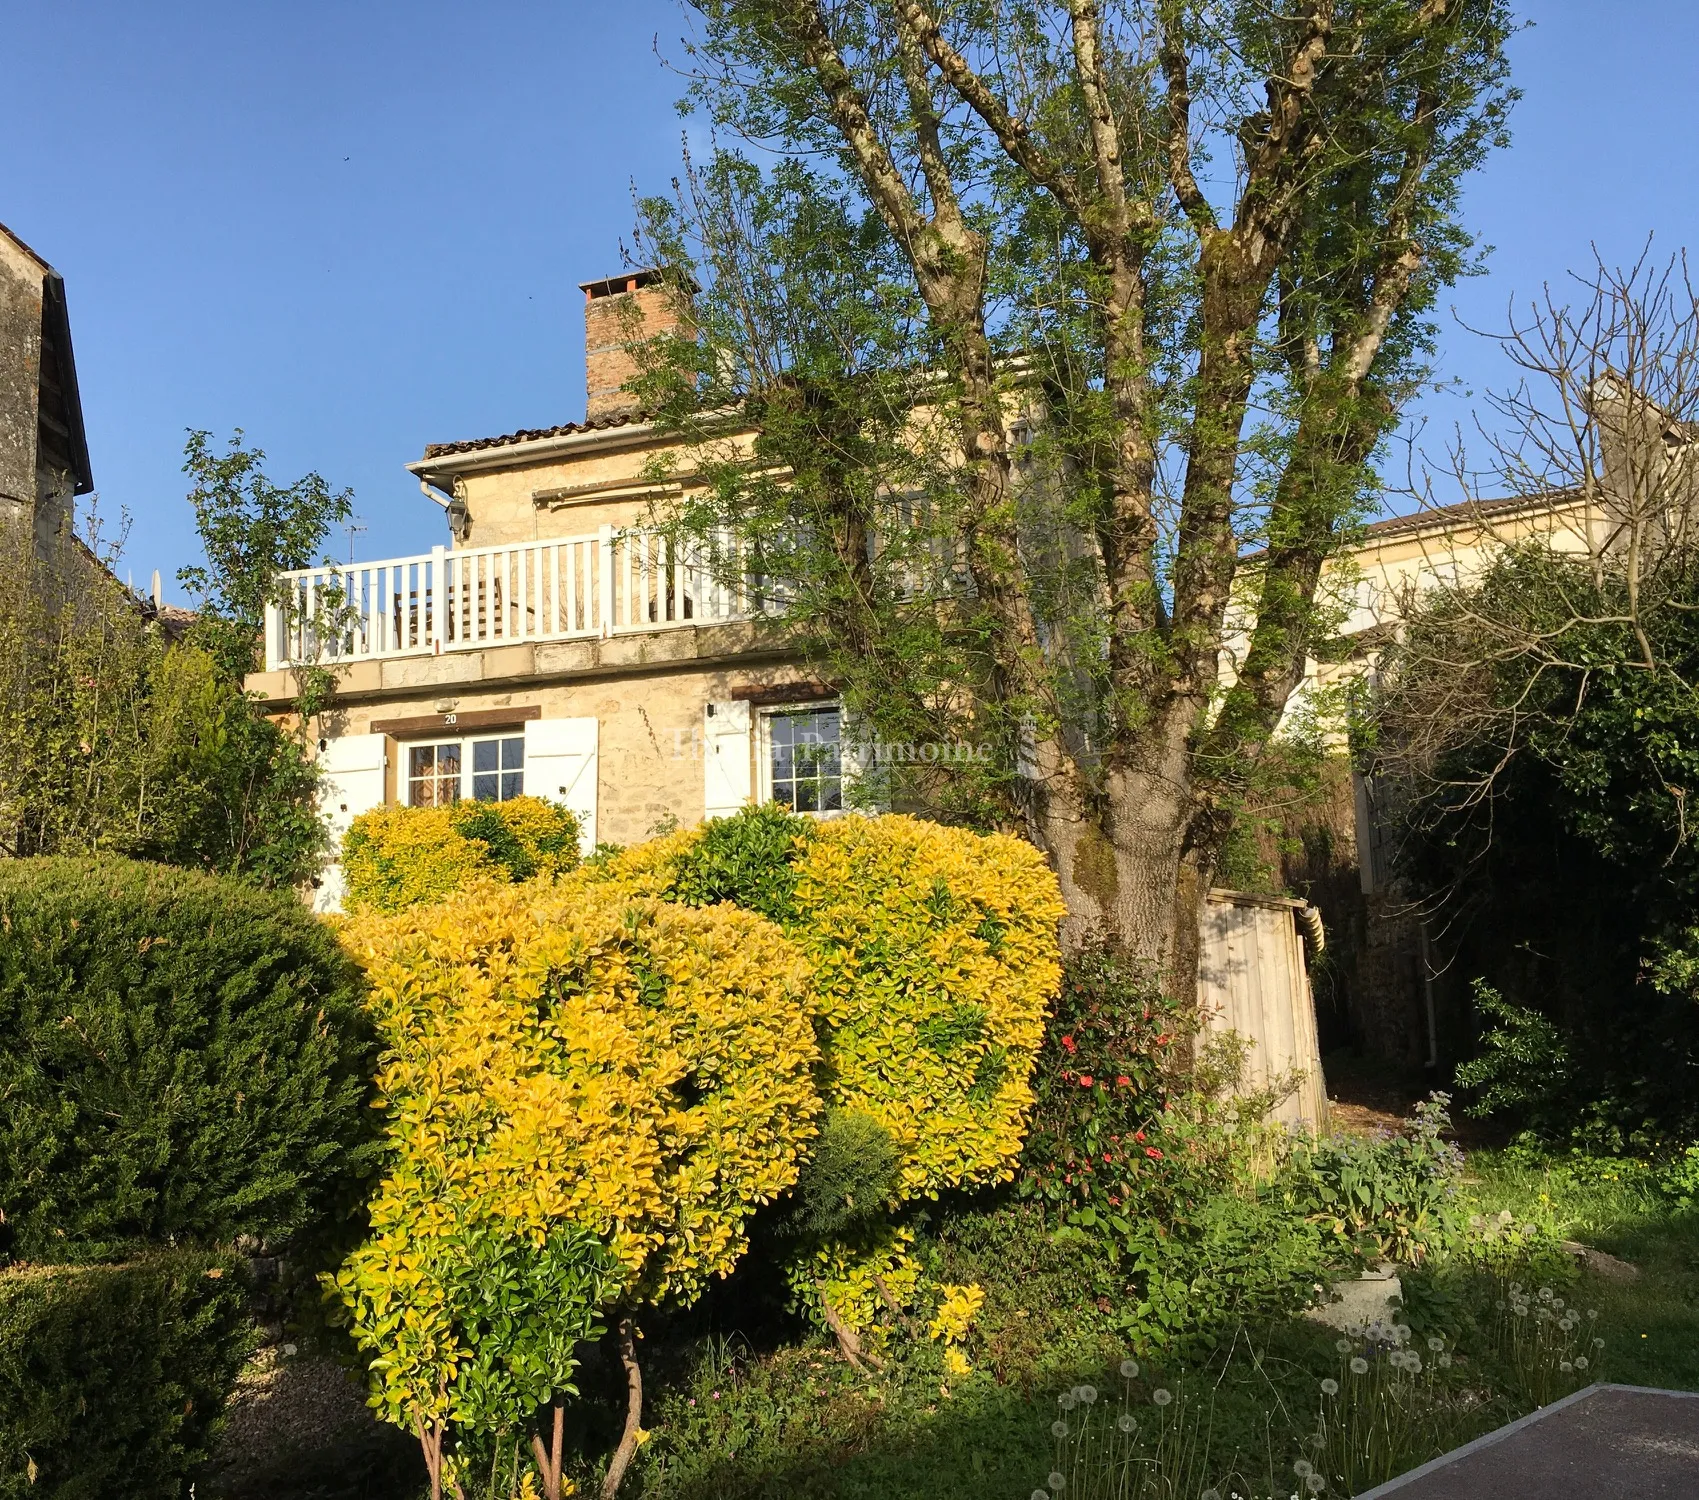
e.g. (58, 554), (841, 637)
(1419, 920), (1439, 1070)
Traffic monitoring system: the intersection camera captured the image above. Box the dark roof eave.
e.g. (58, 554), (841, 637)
(41, 274), (93, 495)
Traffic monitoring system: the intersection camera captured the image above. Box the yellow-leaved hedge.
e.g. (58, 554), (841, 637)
(341, 796), (580, 913)
(337, 877), (820, 1306)
(600, 810), (1066, 1202)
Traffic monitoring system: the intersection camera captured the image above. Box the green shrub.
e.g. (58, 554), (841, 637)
(0, 1250), (251, 1500)
(0, 855), (379, 1261)
(669, 801), (812, 922)
(1283, 1095), (1465, 1264)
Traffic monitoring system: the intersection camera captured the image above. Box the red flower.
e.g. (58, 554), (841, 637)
(1146, 1146), (1164, 1159)
(1078, 1074), (1094, 1088)
(1060, 1034), (1077, 1054)
(1134, 1130), (1146, 1142)
(1102, 1153), (1113, 1163)
(1154, 1033), (1172, 1046)
(1116, 1075), (1132, 1087)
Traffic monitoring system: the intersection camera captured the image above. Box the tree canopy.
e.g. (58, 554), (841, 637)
(631, 0), (1516, 976)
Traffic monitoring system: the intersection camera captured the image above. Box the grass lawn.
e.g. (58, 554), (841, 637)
(615, 1149), (1699, 1498)
(216, 1144), (1698, 1499)
(1458, 1149), (1699, 1393)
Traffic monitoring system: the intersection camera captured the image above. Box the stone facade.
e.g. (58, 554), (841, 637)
(0, 222), (92, 555)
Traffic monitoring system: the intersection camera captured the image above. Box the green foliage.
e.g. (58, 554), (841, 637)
(176, 427), (353, 684)
(1658, 1144), (1699, 1213)
(1453, 981), (1576, 1123)
(0, 1250), (251, 1500)
(669, 800), (812, 923)
(1016, 948), (1335, 1352)
(779, 1109), (903, 1244)
(1284, 1096), (1466, 1264)
(625, 0), (1515, 921)
(338, 1210), (617, 1459)
(1383, 547), (1699, 1141)
(0, 521), (326, 885)
(1020, 943), (1193, 1219)
(0, 855), (379, 1261)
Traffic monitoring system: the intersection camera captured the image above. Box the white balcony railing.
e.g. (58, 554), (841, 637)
(263, 526), (754, 671)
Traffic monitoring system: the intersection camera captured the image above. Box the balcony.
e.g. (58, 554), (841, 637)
(263, 526), (754, 671)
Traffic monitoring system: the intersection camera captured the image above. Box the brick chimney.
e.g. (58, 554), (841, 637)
(580, 268), (691, 423)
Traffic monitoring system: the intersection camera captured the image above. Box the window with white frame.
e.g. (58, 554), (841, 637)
(405, 734), (525, 806)
(758, 704), (843, 815)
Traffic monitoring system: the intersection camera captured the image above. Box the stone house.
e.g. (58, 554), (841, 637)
(251, 258), (1657, 1087)
(0, 221), (93, 557)
(245, 270), (840, 911)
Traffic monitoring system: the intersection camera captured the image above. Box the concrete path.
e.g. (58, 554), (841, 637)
(1357, 1384), (1699, 1498)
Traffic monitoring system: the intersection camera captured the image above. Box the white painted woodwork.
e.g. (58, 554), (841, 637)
(524, 717), (600, 855)
(702, 700), (752, 819)
(313, 733), (387, 915)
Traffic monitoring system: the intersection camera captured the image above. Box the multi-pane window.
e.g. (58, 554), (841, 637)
(471, 736), (525, 801)
(408, 742), (462, 807)
(406, 736), (525, 806)
(763, 705), (842, 815)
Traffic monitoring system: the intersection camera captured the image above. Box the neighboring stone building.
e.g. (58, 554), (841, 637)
(0, 221), (93, 555)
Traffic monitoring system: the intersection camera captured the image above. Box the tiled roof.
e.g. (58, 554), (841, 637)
(421, 410), (648, 459)
(1354, 491), (1565, 542)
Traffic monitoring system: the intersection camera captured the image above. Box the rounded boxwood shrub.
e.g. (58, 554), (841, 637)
(0, 1250), (250, 1499)
(0, 856), (379, 1261)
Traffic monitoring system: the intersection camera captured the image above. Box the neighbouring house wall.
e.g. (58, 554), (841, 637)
(0, 235), (45, 527)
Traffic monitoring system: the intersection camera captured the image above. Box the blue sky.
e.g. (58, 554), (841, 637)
(4, 2), (1697, 599)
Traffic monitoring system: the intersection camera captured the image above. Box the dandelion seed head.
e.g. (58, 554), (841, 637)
(1293, 1459), (1314, 1478)
(1305, 1475), (1324, 1494)
(1575, 1356), (1589, 1370)
(1439, 1352), (1452, 1368)
(1539, 1287), (1553, 1302)
(1058, 1392), (1077, 1412)
(1560, 1360), (1573, 1373)
(1350, 1357), (1369, 1375)
(1593, 1337), (1605, 1348)
(1428, 1336), (1445, 1352)
(1510, 1282), (1522, 1295)
(1118, 1414), (1136, 1433)
(1201, 1490), (1222, 1500)
(1052, 1420), (1068, 1438)
(1588, 1309), (1599, 1320)
(1335, 1339), (1352, 1354)
(1049, 1472), (1066, 1492)
(1407, 1354), (1423, 1374)
(1033, 1491), (1050, 1500)
(1153, 1388), (1173, 1407)
(1120, 1359), (1140, 1379)
(1076, 1385), (1098, 1405)
(1320, 1378), (1339, 1396)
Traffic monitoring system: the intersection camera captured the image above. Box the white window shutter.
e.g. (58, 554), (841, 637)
(702, 699), (752, 820)
(525, 717), (599, 854)
(315, 733), (387, 914)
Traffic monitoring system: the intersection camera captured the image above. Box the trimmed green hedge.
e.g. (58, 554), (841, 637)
(0, 855), (380, 1261)
(0, 1251), (251, 1499)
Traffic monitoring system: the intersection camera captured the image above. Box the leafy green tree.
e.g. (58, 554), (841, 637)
(1369, 252), (1699, 1141)
(631, 0), (1514, 984)
(0, 461), (330, 886)
(1379, 546), (1699, 1142)
(177, 428), (353, 682)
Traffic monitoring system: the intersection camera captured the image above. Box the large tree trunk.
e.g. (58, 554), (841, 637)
(1031, 700), (1210, 1000)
